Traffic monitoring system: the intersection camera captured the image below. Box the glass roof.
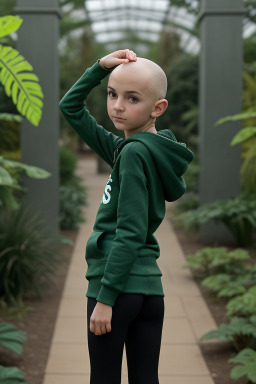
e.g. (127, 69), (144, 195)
(66, 0), (256, 55)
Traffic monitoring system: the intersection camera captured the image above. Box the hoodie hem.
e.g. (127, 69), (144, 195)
(85, 275), (165, 303)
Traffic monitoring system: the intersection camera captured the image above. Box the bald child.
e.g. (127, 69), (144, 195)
(59, 48), (195, 382)
(98, 49), (168, 140)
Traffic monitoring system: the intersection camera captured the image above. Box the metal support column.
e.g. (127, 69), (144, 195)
(14, 0), (62, 233)
(198, 0), (245, 244)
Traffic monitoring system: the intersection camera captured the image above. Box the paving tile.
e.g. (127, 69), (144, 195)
(159, 344), (210, 376)
(162, 318), (197, 344)
(52, 317), (87, 343)
(58, 296), (87, 317)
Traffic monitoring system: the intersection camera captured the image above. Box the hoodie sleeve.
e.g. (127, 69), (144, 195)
(96, 144), (149, 306)
(59, 62), (122, 167)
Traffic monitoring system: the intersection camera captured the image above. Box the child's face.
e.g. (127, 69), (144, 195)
(107, 64), (158, 138)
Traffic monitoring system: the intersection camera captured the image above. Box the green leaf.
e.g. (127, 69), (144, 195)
(231, 127), (256, 146)
(0, 16), (23, 39)
(0, 365), (27, 383)
(0, 166), (13, 186)
(3, 159), (51, 179)
(0, 322), (27, 355)
(0, 45), (44, 126)
(216, 111), (256, 126)
(0, 188), (20, 211)
(0, 113), (23, 122)
(229, 348), (256, 381)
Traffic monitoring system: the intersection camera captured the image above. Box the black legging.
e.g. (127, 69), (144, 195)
(87, 293), (165, 384)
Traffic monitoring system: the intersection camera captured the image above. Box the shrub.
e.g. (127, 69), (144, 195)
(183, 194), (256, 246)
(59, 145), (77, 185)
(0, 205), (61, 304)
(183, 247), (251, 277)
(59, 184), (86, 230)
(200, 316), (256, 352)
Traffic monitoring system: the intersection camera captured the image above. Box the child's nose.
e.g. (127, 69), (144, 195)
(114, 99), (124, 111)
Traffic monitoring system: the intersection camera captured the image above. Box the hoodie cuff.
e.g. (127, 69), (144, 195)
(96, 285), (120, 307)
(87, 61), (116, 82)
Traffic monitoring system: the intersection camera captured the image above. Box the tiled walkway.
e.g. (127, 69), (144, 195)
(43, 156), (218, 384)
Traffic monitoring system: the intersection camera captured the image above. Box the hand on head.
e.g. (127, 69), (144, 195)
(98, 49), (137, 69)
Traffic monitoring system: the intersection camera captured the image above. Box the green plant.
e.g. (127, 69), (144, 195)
(226, 286), (256, 319)
(0, 155), (51, 211)
(201, 274), (247, 299)
(59, 184), (86, 229)
(0, 322), (26, 355)
(59, 145), (78, 185)
(0, 366), (27, 384)
(0, 205), (61, 304)
(200, 316), (256, 351)
(229, 348), (256, 383)
(0, 16), (44, 126)
(183, 195), (256, 246)
(183, 247), (251, 277)
(168, 193), (199, 229)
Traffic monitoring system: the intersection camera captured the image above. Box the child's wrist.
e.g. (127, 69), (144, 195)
(97, 59), (118, 70)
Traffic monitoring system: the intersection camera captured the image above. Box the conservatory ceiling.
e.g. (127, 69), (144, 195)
(69, 0), (256, 55)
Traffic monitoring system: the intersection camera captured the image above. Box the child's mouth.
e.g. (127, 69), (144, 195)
(114, 117), (126, 122)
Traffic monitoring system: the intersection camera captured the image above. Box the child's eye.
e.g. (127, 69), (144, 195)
(107, 91), (116, 98)
(129, 96), (138, 103)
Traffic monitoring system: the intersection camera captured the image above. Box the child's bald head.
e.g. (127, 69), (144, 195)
(107, 56), (168, 138)
(109, 57), (167, 102)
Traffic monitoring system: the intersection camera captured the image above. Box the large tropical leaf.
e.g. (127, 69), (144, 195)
(0, 366), (27, 384)
(0, 15), (23, 39)
(0, 45), (44, 126)
(0, 322), (26, 355)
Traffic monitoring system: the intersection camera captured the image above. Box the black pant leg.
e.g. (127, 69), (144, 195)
(125, 295), (165, 384)
(87, 293), (144, 384)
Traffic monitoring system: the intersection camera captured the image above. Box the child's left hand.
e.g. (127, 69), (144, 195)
(90, 301), (112, 335)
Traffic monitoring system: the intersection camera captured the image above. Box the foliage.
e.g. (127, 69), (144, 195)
(59, 145), (78, 185)
(229, 348), (256, 383)
(200, 316), (256, 352)
(183, 247), (251, 277)
(0, 155), (51, 211)
(0, 366), (27, 384)
(216, 71), (256, 196)
(201, 273), (256, 299)
(0, 205), (61, 304)
(0, 15), (44, 126)
(59, 184), (86, 229)
(0, 322), (26, 355)
(59, 145), (87, 229)
(226, 286), (256, 318)
(169, 193), (199, 229)
(183, 194), (256, 246)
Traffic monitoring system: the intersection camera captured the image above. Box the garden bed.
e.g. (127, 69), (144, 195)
(173, 225), (252, 384)
(0, 228), (78, 384)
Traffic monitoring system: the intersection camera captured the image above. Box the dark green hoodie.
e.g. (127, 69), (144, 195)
(59, 61), (194, 306)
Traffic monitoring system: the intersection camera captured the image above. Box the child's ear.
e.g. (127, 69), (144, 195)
(151, 99), (168, 118)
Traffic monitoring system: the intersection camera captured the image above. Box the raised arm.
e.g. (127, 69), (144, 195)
(59, 49), (137, 167)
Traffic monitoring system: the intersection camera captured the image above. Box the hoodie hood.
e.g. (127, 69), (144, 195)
(113, 129), (195, 202)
